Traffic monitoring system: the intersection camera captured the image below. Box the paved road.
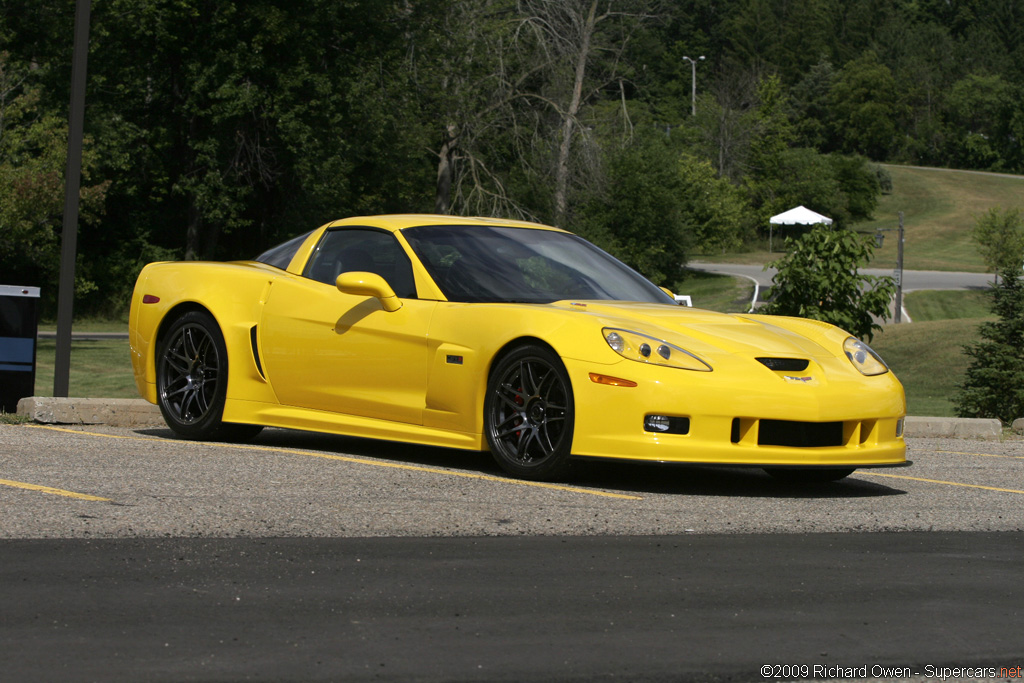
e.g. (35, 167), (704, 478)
(2, 533), (1021, 683)
(690, 262), (994, 294)
(2, 424), (1023, 681)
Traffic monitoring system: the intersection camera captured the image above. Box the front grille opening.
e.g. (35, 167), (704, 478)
(756, 357), (810, 372)
(758, 420), (843, 448)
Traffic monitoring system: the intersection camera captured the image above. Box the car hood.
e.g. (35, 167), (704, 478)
(554, 301), (841, 360)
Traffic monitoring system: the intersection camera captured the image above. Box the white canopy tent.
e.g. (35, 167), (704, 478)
(768, 205), (833, 252)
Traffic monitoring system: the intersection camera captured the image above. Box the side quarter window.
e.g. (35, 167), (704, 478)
(303, 228), (417, 299)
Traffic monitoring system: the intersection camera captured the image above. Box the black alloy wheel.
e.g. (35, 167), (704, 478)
(485, 344), (575, 481)
(156, 310), (261, 441)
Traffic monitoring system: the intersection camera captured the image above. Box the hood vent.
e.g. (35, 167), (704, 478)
(756, 357), (809, 372)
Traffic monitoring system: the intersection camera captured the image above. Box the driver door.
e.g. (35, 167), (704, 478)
(259, 228), (434, 425)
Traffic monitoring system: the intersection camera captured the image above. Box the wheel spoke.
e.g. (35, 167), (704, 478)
(165, 384), (189, 400)
(496, 383), (526, 410)
(165, 352), (191, 375)
(515, 426), (537, 459)
(534, 366), (555, 397)
(519, 361), (537, 395)
(495, 413), (524, 434)
(536, 423), (555, 454)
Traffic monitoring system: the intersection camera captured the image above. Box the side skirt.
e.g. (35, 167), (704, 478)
(221, 399), (486, 452)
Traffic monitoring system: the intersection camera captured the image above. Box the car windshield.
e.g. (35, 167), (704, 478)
(402, 224), (674, 304)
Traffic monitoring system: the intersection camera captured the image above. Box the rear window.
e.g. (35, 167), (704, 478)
(254, 231), (313, 270)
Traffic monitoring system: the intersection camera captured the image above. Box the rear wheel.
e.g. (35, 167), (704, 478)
(156, 310), (262, 441)
(765, 467), (855, 483)
(485, 345), (575, 481)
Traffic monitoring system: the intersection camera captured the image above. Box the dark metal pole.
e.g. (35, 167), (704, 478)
(54, 0), (92, 397)
(895, 211), (905, 324)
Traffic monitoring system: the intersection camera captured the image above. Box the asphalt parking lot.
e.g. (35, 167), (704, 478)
(2, 423), (1023, 538)
(3, 424), (1023, 682)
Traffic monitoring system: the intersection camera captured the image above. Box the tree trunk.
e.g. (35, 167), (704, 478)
(553, 0), (597, 228)
(185, 204), (200, 261)
(435, 124), (457, 214)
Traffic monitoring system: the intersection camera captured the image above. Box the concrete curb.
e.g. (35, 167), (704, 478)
(17, 397), (164, 427)
(904, 415), (1003, 440)
(11, 396), (1012, 440)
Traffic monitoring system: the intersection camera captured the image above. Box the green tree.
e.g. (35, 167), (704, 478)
(576, 133), (690, 287)
(829, 50), (901, 160)
(723, 0), (833, 83)
(827, 154), (880, 222)
(944, 74), (1021, 171)
(973, 207), (1024, 276)
(761, 226), (896, 341)
(0, 52), (108, 309)
(790, 58), (836, 150)
(745, 148), (880, 229)
(955, 267), (1024, 424)
(677, 152), (754, 254)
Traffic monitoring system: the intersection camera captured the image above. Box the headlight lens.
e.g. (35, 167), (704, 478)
(843, 337), (889, 376)
(603, 328), (711, 371)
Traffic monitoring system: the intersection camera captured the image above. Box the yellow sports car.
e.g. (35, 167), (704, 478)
(129, 214), (908, 482)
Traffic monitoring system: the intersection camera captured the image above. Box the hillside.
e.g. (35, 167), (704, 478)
(859, 165), (1024, 273)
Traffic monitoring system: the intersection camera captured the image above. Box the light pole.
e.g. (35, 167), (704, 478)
(682, 55), (704, 116)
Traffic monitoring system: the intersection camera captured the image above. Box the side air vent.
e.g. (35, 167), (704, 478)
(756, 357), (809, 372)
(250, 325), (266, 380)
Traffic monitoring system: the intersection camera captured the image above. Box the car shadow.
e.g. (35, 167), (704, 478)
(570, 458), (906, 499)
(132, 426), (906, 500)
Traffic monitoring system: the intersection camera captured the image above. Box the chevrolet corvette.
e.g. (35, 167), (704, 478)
(129, 214), (908, 482)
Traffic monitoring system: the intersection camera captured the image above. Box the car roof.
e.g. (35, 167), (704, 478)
(324, 214), (567, 234)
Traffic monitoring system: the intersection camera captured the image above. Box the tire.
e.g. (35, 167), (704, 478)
(484, 344), (575, 481)
(156, 310), (263, 441)
(764, 467), (855, 483)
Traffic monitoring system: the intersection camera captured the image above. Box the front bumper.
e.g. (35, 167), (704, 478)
(565, 356), (907, 468)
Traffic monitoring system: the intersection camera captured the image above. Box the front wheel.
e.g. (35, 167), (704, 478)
(156, 310), (262, 441)
(484, 345), (575, 481)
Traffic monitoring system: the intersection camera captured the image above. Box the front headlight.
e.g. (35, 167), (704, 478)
(843, 337), (889, 376)
(603, 328), (711, 372)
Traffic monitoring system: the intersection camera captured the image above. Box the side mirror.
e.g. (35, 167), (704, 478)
(336, 272), (402, 312)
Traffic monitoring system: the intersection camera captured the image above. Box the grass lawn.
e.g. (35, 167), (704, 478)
(903, 289), (991, 322)
(37, 319), (128, 334)
(676, 271), (755, 313)
(33, 338), (138, 398)
(861, 166), (1024, 273)
(871, 318), (984, 417)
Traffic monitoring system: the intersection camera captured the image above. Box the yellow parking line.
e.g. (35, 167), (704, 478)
(0, 478), (111, 501)
(862, 471), (1024, 495)
(27, 425), (643, 501)
(934, 449), (1024, 460)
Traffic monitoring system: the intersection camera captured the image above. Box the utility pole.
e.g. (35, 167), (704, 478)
(54, 0), (91, 396)
(875, 212), (905, 323)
